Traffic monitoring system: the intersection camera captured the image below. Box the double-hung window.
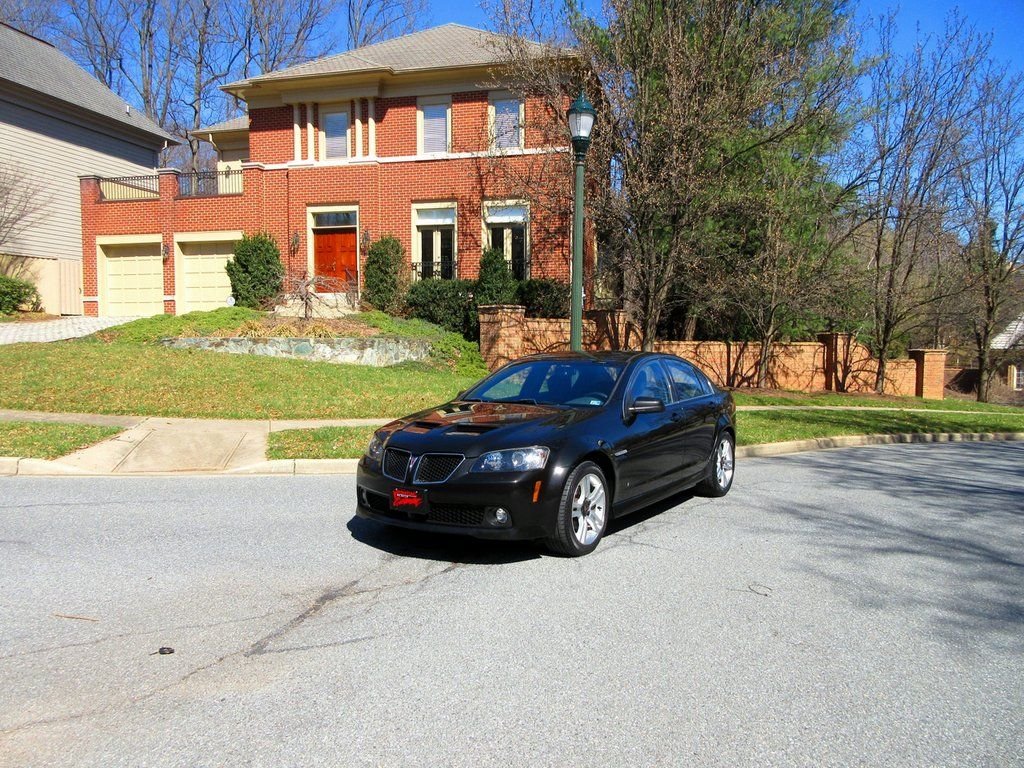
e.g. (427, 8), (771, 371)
(490, 95), (523, 150)
(414, 205), (457, 280)
(485, 203), (529, 280)
(322, 108), (350, 160)
(418, 97), (450, 155)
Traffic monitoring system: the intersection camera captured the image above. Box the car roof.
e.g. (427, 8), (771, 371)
(517, 351), (659, 365)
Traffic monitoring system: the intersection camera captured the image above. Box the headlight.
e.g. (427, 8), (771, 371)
(366, 432), (385, 461)
(471, 446), (549, 473)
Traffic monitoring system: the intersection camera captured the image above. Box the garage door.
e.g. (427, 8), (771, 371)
(181, 241), (235, 312)
(102, 243), (164, 316)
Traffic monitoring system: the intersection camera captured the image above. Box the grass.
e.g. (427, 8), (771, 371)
(92, 307), (262, 343)
(736, 409), (1024, 446)
(266, 410), (1024, 460)
(0, 341), (481, 419)
(731, 390), (1021, 413)
(0, 421), (122, 459)
(268, 426), (376, 460)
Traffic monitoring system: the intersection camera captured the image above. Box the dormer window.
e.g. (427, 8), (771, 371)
(418, 97), (451, 155)
(490, 94), (523, 150)
(322, 108), (350, 159)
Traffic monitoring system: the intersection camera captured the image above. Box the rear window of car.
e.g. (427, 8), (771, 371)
(466, 360), (625, 407)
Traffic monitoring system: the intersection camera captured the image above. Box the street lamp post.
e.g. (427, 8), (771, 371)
(567, 91), (595, 352)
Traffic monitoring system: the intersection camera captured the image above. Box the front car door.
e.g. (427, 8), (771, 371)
(613, 360), (679, 502)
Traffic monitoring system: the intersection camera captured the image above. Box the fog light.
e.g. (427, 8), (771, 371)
(495, 508), (509, 524)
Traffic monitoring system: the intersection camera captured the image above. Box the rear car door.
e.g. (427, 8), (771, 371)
(662, 359), (718, 480)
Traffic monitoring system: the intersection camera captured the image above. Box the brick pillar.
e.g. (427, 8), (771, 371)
(78, 176), (102, 316)
(157, 169), (180, 315)
(478, 304), (526, 370)
(910, 349), (947, 400)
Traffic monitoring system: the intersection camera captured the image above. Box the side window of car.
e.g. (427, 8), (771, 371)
(664, 360), (707, 401)
(629, 362), (672, 404)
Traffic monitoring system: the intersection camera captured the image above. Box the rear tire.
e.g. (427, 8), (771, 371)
(696, 432), (735, 497)
(545, 461), (609, 557)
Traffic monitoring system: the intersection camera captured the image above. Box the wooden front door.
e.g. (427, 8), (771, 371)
(313, 229), (358, 286)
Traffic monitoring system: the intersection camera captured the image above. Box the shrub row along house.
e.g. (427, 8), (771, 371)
(80, 24), (583, 317)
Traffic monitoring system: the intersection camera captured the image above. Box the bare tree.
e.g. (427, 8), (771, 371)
(0, 0), (59, 36)
(847, 13), (987, 392)
(0, 163), (46, 253)
(953, 64), (1024, 401)
(346, 0), (426, 50)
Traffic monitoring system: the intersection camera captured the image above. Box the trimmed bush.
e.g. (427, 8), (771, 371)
(225, 233), (284, 309)
(0, 275), (39, 314)
(518, 278), (571, 318)
(405, 279), (476, 338)
(474, 247), (518, 306)
(363, 235), (407, 314)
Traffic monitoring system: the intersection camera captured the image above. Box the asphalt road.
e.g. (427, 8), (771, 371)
(1, 442), (1022, 767)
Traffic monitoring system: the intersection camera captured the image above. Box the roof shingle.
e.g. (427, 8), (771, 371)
(0, 22), (174, 144)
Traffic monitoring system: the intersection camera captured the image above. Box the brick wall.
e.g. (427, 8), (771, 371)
(478, 306), (948, 399)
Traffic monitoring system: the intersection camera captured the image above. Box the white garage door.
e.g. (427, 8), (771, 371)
(181, 241), (236, 312)
(102, 243), (164, 316)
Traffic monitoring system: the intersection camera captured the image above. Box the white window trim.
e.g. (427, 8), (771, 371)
(488, 92), (524, 151)
(417, 96), (452, 156)
(412, 202), (457, 278)
(319, 103), (352, 162)
(306, 204), (360, 292)
(483, 200), (530, 277)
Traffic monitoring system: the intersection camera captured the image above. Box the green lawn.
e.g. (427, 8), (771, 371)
(736, 409), (1024, 445)
(266, 409), (1024, 460)
(0, 341), (480, 419)
(0, 421), (122, 459)
(731, 390), (1019, 413)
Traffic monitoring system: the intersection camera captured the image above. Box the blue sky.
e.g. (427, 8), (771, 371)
(426, 0), (1024, 70)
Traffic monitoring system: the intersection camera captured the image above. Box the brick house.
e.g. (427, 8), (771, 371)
(80, 24), (578, 317)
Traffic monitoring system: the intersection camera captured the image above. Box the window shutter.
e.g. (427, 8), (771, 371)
(324, 111), (349, 158)
(493, 99), (520, 149)
(422, 103), (448, 153)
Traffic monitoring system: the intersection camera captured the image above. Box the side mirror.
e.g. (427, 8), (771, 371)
(628, 397), (665, 415)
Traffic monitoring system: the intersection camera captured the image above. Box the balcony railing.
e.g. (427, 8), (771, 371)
(98, 174), (159, 201)
(412, 260), (458, 281)
(178, 169), (243, 198)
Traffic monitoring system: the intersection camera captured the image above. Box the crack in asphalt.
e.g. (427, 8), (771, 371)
(0, 557), (464, 737)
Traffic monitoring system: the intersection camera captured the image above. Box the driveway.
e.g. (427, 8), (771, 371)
(0, 316), (141, 345)
(0, 442), (1021, 767)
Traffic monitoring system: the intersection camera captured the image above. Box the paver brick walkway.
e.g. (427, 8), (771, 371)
(0, 316), (141, 345)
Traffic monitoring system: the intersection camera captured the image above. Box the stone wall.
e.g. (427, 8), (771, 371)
(161, 336), (432, 366)
(478, 305), (947, 399)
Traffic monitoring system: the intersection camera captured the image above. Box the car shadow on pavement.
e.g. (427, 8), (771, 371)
(346, 515), (542, 565)
(750, 441), (1024, 652)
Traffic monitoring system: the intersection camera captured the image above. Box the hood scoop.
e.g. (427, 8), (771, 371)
(448, 423), (498, 435)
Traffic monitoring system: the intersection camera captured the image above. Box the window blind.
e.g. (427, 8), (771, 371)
(324, 111), (349, 158)
(493, 99), (520, 149)
(422, 103), (448, 153)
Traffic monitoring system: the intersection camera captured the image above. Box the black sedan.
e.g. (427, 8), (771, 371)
(356, 351), (736, 556)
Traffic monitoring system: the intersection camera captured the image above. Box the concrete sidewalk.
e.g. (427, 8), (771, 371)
(1, 407), (1021, 477)
(0, 409), (388, 476)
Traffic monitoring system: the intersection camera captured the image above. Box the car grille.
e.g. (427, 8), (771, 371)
(428, 503), (486, 527)
(382, 448), (411, 481)
(414, 453), (464, 484)
(360, 488), (391, 514)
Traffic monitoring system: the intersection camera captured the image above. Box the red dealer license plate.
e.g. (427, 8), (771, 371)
(391, 488), (423, 509)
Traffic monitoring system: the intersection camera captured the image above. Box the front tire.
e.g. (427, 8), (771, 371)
(545, 461), (609, 557)
(696, 432), (735, 497)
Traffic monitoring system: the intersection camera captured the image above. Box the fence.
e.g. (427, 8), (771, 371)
(177, 169), (243, 197)
(478, 305), (947, 399)
(98, 175), (159, 201)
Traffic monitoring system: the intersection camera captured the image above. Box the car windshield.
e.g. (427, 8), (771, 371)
(464, 360), (625, 407)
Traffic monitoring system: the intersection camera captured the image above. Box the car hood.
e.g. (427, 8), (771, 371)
(380, 401), (593, 456)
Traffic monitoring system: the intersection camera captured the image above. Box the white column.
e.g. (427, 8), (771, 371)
(355, 99), (364, 158)
(368, 97), (376, 157)
(306, 102), (315, 161)
(292, 104), (301, 161)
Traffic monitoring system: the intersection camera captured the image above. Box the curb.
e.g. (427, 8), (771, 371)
(2, 432), (1022, 477)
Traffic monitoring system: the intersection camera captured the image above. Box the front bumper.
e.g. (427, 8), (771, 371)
(355, 457), (559, 540)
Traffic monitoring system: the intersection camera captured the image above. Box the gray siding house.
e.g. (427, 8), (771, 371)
(0, 22), (173, 314)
